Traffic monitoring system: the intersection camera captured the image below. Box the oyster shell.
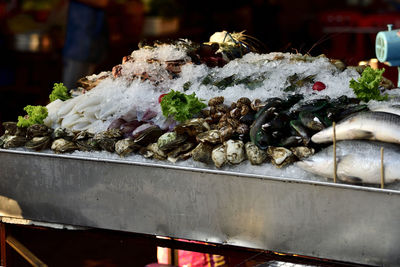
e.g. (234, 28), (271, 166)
(26, 124), (53, 139)
(167, 142), (195, 163)
(93, 129), (123, 152)
(52, 127), (75, 141)
(144, 143), (166, 160)
(211, 144), (226, 168)
(74, 131), (99, 151)
(175, 118), (210, 137)
(2, 122), (17, 135)
(25, 136), (51, 151)
(196, 130), (221, 144)
(51, 139), (78, 153)
(267, 146), (296, 168)
(157, 132), (187, 151)
(225, 139), (245, 164)
(132, 125), (163, 147)
(3, 135), (27, 148)
(0, 135), (6, 148)
(191, 142), (213, 163)
(115, 138), (140, 157)
(245, 142), (268, 165)
(291, 146), (315, 160)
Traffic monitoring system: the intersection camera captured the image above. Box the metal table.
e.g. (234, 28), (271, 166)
(0, 149), (399, 266)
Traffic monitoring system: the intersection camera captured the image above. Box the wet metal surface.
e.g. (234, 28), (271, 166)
(0, 149), (399, 266)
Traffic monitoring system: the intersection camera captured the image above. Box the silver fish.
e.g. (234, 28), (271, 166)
(311, 111), (400, 144)
(297, 140), (400, 184)
(369, 104), (400, 116)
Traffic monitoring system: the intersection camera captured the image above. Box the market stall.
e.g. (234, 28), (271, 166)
(2, 30), (400, 266)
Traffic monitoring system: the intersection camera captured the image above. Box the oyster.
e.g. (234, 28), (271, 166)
(245, 142), (268, 165)
(132, 124), (163, 147)
(211, 144), (226, 168)
(25, 136), (51, 151)
(157, 132), (187, 151)
(267, 146), (296, 168)
(144, 143), (167, 160)
(26, 124), (53, 139)
(74, 131), (99, 151)
(115, 138), (140, 157)
(225, 139), (245, 164)
(0, 135), (6, 148)
(175, 118), (210, 136)
(196, 130), (221, 144)
(191, 142), (214, 163)
(3, 135), (27, 148)
(52, 127), (75, 141)
(167, 142), (195, 163)
(51, 139), (78, 153)
(291, 146), (315, 160)
(2, 122), (17, 135)
(93, 129), (123, 152)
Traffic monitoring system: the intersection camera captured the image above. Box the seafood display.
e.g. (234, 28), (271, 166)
(2, 31), (400, 187)
(297, 140), (400, 184)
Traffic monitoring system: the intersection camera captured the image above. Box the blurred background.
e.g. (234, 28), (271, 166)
(1, 0), (400, 124)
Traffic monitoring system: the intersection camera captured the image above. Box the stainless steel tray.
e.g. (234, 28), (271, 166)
(1, 149), (399, 266)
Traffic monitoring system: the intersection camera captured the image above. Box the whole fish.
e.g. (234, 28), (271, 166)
(297, 140), (400, 184)
(311, 111), (400, 144)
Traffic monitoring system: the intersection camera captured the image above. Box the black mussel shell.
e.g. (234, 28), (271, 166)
(290, 120), (310, 146)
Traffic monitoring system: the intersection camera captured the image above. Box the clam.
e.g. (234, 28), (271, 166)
(191, 142), (213, 163)
(211, 144), (226, 168)
(157, 132), (187, 151)
(225, 139), (245, 164)
(51, 138), (78, 153)
(174, 118), (210, 136)
(3, 135), (27, 148)
(115, 138), (140, 157)
(245, 142), (268, 165)
(267, 146), (296, 168)
(25, 136), (51, 151)
(196, 130), (221, 144)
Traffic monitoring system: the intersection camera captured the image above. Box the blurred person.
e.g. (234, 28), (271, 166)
(62, 0), (109, 89)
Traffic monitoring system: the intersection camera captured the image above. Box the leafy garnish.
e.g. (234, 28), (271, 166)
(160, 90), (206, 122)
(349, 67), (387, 102)
(49, 82), (71, 102)
(17, 105), (48, 127)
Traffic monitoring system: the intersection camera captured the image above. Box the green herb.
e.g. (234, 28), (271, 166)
(160, 90), (206, 122)
(49, 83), (71, 102)
(350, 67), (387, 102)
(17, 105), (48, 127)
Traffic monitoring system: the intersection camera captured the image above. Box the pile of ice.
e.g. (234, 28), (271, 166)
(44, 44), (361, 133)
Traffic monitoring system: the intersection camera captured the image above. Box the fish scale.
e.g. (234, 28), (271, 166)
(297, 140), (400, 184)
(311, 111), (400, 144)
